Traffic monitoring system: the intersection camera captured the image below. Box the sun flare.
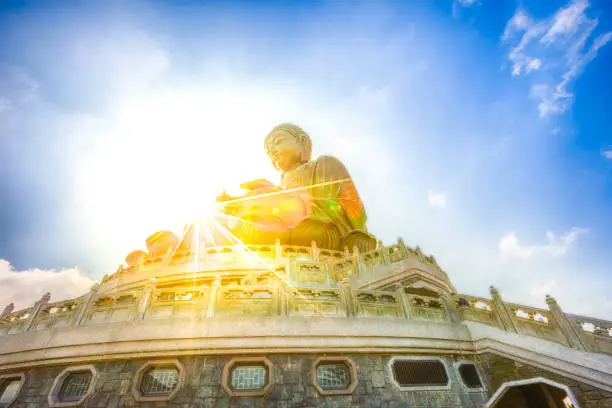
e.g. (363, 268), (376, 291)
(74, 87), (281, 256)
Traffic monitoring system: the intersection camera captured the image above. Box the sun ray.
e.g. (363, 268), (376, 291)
(215, 212), (267, 229)
(214, 178), (352, 209)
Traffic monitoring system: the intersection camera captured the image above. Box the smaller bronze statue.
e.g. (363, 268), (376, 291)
(217, 124), (376, 252)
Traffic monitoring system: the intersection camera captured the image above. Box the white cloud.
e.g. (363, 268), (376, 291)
(526, 58), (542, 72)
(541, 0), (590, 44)
(0, 260), (98, 310)
(452, 0), (480, 19)
(603, 149), (612, 159)
(504, 8), (531, 34)
(529, 84), (568, 117)
(427, 190), (447, 209)
(499, 227), (588, 258)
(502, 0), (611, 117)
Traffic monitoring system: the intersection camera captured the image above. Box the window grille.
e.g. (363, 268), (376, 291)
(58, 372), (92, 402)
(140, 367), (179, 396)
(458, 363), (483, 389)
(316, 363), (350, 390)
(0, 378), (22, 404)
(231, 365), (267, 390)
(391, 359), (448, 387)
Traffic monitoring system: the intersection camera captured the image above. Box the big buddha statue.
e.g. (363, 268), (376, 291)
(217, 123), (376, 252)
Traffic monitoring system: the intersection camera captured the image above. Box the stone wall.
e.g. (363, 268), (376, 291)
(8, 354), (488, 408)
(476, 352), (612, 407)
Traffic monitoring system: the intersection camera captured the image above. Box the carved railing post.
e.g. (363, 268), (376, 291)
(25, 292), (50, 331)
(136, 281), (156, 321)
(324, 262), (333, 286)
(206, 278), (222, 318)
(279, 281), (290, 317)
(397, 288), (413, 319)
(275, 238), (282, 260)
(378, 240), (390, 265)
(73, 283), (99, 326)
(397, 237), (409, 258)
(311, 241), (319, 262)
(546, 294), (588, 351)
(353, 246), (365, 276)
(341, 279), (357, 318)
(288, 259), (297, 283)
(1, 303), (14, 320)
(489, 286), (519, 333)
(441, 293), (460, 324)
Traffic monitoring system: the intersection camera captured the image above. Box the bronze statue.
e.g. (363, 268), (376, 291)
(217, 123), (375, 252)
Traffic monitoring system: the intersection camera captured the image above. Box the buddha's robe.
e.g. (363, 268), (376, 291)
(220, 156), (373, 251)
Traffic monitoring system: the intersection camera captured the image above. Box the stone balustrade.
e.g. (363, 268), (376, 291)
(405, 292), (448, 322)
(98, 239), (451, 294)
(566, 314), (612, 354)
(2, 241), (611, 358)
(85, 290), (143, 324)
(453, 294), (498, 327)
(354, 289), (403, 318)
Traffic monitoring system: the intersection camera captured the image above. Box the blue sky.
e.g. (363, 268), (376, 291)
(1, 0), (611, 318)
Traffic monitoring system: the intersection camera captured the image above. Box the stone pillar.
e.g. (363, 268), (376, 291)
(324, 262), (333, 286)
(546, 294), (588, 351)
(136, 281), (156, 321)
(279, 281), (290, 317)
(73, 283), (99, 326)
(489, 286), (519, 333)
(206, 278), (222, 318)
(275, 238), (282, 260)
(378, 240), (390, 265)
(441, 293), (460, 324)
(311, 241), (319, 262)
(341, 278), (357, 318)
(397, 237), (409, 258)
(1, 303), (14, 320)
(396, 288), (413, 319)
(25, 292), (51, 331)
(353, 246), (365, 276)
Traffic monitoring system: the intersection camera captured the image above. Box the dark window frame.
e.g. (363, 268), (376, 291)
(229, 363), (269, 391)
(387, 357), (451, 391)
(57, 371), (92, 402)
(0, 374), (25, 408)
(455, 361), (485, 392)
(139, 365), (181, 397)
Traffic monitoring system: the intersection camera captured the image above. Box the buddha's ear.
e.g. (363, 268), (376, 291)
(299, 145), (312, 163)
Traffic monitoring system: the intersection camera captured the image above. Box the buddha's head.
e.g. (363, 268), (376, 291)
(265, 123), (312, 172)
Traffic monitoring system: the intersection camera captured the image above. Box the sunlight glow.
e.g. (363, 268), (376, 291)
(73, 86), (286, 258)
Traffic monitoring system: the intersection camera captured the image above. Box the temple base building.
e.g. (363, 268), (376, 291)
(1, 238), (611, 407)
(1, 124), (611, 407)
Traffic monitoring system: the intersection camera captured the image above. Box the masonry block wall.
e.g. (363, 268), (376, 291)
(476, 353), (612, 408)
(6, 354), (489, 408)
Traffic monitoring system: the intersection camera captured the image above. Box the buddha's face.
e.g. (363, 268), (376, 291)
(266, 130), (303, 172)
